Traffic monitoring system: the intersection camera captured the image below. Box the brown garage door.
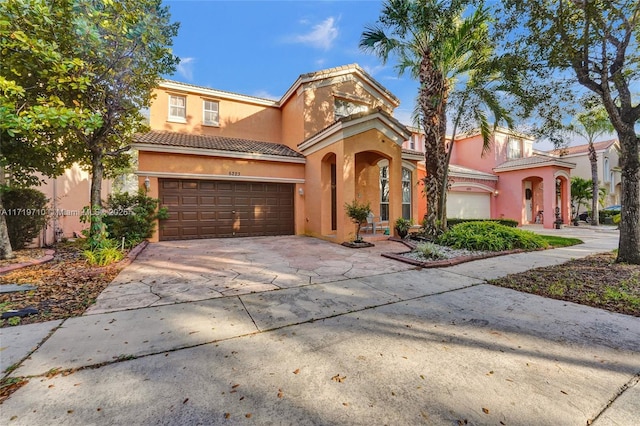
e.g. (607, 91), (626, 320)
(158, 179), (294, 241)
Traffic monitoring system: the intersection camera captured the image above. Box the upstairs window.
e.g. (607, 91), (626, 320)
(409, 134), (417, 150)
(203, 100), (219, 126)
(334, 98), (368, 120)
(507, 137), (523, 160)
(168, 95), (186, 122)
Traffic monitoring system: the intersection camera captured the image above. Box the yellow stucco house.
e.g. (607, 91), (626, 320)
(135, 64), (424, 243)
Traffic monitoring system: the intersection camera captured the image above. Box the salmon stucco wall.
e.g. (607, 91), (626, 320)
(36, 164), (112, 245)
(280, 89), (305, 150)
(149, 88), (282, 143)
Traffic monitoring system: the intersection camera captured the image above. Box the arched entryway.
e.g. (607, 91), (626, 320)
(321, 152), (337, 234)
(522, 176), (543, 224)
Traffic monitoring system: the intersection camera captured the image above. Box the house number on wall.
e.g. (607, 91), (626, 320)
(228, 171), (240, 176)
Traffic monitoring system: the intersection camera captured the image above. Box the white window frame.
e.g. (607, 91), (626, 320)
(168, 94), (187, 123)
(203, 100), (219, 126)
(507, 137), (522, 160)
(401, 167), (411, 220)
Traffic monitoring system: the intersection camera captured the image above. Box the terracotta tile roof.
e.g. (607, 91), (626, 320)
(135, 131), (304, 158)
(548, 139), (617, 156)
(493, 154), (575, 171)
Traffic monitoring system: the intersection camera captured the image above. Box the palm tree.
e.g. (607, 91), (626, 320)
(571, 97), (614, 226)
(570, 176), (604, 223)
(360, 0), (507, 235)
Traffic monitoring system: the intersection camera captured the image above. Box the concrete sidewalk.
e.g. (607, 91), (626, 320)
(1, 227), (638, 425)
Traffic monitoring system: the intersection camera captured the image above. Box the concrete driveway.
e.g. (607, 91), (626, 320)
(1, 230), (639, 425)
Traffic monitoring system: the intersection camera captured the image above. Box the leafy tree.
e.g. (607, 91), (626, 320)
(67, 0), (180, 221)
(500, 0), (640, 263)
(1, 0), (180, 245)
(361, 0), (511, 236)
(344, 200), (372, 242)
(0, 0), (100, 259)
(570, 96), (615, 226)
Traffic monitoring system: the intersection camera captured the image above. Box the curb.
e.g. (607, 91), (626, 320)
(0, 249), (56, 275)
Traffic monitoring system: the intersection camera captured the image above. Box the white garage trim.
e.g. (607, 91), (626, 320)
(137, 170), (305, 184)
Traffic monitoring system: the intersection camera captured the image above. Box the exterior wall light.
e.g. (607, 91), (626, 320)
(298, 188), (304, 196)
(493, 190), (499, 197)
(144, 176), (151, 192)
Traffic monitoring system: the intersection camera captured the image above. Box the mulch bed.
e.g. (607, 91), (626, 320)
(0, 243), (127, 327)
(489, 252), (640, 317)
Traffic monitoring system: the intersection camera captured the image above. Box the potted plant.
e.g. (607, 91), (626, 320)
(343, 199), (373, 247)
(394, 217), (412, 239)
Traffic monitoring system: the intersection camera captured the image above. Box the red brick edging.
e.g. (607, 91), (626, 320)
(0, 249), (56, 275)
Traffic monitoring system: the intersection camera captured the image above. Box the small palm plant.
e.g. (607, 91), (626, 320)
(345, 200), (371, 242)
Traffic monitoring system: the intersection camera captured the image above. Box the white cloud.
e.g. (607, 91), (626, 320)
(288, 17), (339, 50)
(176, 57), (195, 81)
(252, 89), (279, 101)
(362, 64), (386, 76)
(315, 58), (326, 67)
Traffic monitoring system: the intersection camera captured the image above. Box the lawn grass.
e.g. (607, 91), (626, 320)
(538, 235), (583, 248)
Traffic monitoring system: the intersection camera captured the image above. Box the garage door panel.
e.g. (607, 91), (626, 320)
(162, 195), (180, 206)
(447, 192), (491, 219)
(159, 179), (294, 240)
(181, 211), (198, 221)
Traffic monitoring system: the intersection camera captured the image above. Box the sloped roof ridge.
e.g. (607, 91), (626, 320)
(547, 139), (618, 156)
(160, 79), (278, 103)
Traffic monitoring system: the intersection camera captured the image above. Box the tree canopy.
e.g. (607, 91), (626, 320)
(500, 0), (640, 263)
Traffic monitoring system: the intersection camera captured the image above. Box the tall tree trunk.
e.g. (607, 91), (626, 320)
(588, 142), (599, 226)
(0, 165), (14, 259)
(419, 53), (447, 237)
(89, 147), (105, 241)
(616, 129), (640, 264)
(0, 196), (14, 260)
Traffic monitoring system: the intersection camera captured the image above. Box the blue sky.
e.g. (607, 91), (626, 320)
(163, 0), (622, 150)
(164, 1), (419, 124)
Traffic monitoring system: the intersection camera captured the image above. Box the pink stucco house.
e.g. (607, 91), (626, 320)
(404, 127), (575, 229)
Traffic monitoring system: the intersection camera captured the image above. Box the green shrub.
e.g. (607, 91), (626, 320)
(102, 190), (168, 248)
(598, 209), (618, 224)
(416, 242), (445, 260)
(395, 217), (412, 238)
(437, 221), (549, 252)
(83, 239), (124, 266)
(446, 218), (518, 228)
(1, 187), (48, 249)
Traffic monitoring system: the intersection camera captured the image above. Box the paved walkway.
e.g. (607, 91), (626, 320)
(1, 226), (638, 425)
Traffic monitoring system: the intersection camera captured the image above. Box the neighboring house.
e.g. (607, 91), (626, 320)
(132, 64), (574, 244)
(547, 139), (621, 207)
(404, 127), (576, 228)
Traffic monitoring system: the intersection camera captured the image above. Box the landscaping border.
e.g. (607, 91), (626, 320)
(382, 237), (525, 268)
(0, 250), (55, 275)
